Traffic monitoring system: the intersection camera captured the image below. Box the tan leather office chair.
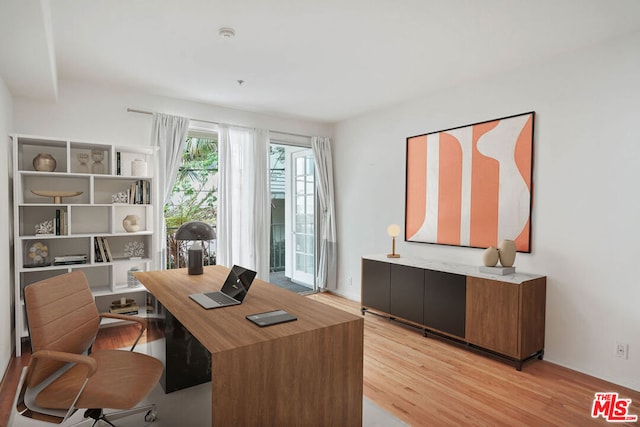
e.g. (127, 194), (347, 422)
(16, 271), (164, 426)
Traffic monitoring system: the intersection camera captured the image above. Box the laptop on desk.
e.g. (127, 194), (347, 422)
(189, 265), (257, 309)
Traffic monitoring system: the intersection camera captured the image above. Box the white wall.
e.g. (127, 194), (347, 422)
(14, 79), (332, 147)
(332, 32), (640, 391)
(0, 75), (14, 379)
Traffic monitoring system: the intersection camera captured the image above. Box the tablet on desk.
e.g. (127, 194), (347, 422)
(246, 309), (297, 327)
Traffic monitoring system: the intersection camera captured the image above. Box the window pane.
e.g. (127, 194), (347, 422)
(296, 178), (305, 195)
(306, 195), (314, 214)
(296, 197), (305, 214)
(305, 255), (314, 274)
(296, 215), (305, 232)
(165, 134), (218, 269)
(305, 235), (313, 253)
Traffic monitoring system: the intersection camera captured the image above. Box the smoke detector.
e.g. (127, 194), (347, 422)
(219, 27), (236, 39)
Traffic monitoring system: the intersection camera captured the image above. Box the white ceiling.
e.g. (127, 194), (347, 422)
(2, 0), (640, 123)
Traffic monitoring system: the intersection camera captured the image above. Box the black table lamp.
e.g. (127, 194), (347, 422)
(175, 221), (216, 275)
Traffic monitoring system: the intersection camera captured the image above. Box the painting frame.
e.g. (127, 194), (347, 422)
(405, 111), (535, 253)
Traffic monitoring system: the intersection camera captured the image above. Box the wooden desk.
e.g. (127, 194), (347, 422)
(135, 266), (364, 426)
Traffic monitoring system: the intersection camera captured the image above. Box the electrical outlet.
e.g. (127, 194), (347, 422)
(347, 277), (353, 287)
(616, 342), (629, 360)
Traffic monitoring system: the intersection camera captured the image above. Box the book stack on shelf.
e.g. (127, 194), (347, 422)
(128, 180), (150, 205)
(109, 298), (139, 315)
(53, 254), (87, 266)
(94, 237), (113, 262)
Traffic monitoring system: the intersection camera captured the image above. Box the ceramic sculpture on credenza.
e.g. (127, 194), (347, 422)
(498, 239), (517, 267)
(482, 246), (499, 267)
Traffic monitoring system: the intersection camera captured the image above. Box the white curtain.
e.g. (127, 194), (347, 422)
(151, 113), (190, 268)
(217, 125), (271, 280)
(312, 136), (337, 290)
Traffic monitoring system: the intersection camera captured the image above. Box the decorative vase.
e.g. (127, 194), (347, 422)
(131, 159), (148, 177)
(498, 239), (517, 267)
(482, 246), (499, 267)
(122, 214), (141, 232)
(33, 153), (57, 172)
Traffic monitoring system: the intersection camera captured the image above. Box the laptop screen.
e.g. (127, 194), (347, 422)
(220, 265), (257, 302)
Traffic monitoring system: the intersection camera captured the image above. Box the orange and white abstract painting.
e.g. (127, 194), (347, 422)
(405, 112), (534, 252)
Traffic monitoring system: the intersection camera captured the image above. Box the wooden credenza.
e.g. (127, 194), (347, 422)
(361, 255), (546, 370)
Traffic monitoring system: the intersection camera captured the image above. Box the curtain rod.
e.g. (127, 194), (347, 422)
(127, 108), (313, 140)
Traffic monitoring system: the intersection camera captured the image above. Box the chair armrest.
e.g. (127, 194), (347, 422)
(99, 313), (147, 351)
(31, 350), (98, 377)
(17, 350), (98, 423)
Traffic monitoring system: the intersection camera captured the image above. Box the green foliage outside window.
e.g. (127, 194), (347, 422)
(164, 136), (218, 228)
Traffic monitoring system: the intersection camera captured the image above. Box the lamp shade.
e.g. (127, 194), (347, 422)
(387, 224), (401, 238)
(175, 221), (216, 241)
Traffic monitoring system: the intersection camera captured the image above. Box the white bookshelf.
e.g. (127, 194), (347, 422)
(12, 134), (160, 356)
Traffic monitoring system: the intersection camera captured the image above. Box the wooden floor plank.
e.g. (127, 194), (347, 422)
(309, 292), (640, 427)
(2, 293), (639, 426)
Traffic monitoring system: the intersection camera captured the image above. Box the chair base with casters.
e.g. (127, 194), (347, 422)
(16, 271), (164, 426)
(73, 405), (157, 427)
(18, 398), (158, 427)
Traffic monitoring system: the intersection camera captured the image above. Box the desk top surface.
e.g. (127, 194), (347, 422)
(135, 265), (362, 354)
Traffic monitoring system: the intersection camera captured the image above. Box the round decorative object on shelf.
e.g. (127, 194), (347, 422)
(33, 153), (57, 172)
(122, 214), (141, 232)
(482, 246), (499, 267)
(498, 239), (517, 267)
(24, 241), (50, 268)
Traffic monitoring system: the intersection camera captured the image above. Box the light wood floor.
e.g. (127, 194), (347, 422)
(309, 293), (639, 427)
(2, 292), (639, 427)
